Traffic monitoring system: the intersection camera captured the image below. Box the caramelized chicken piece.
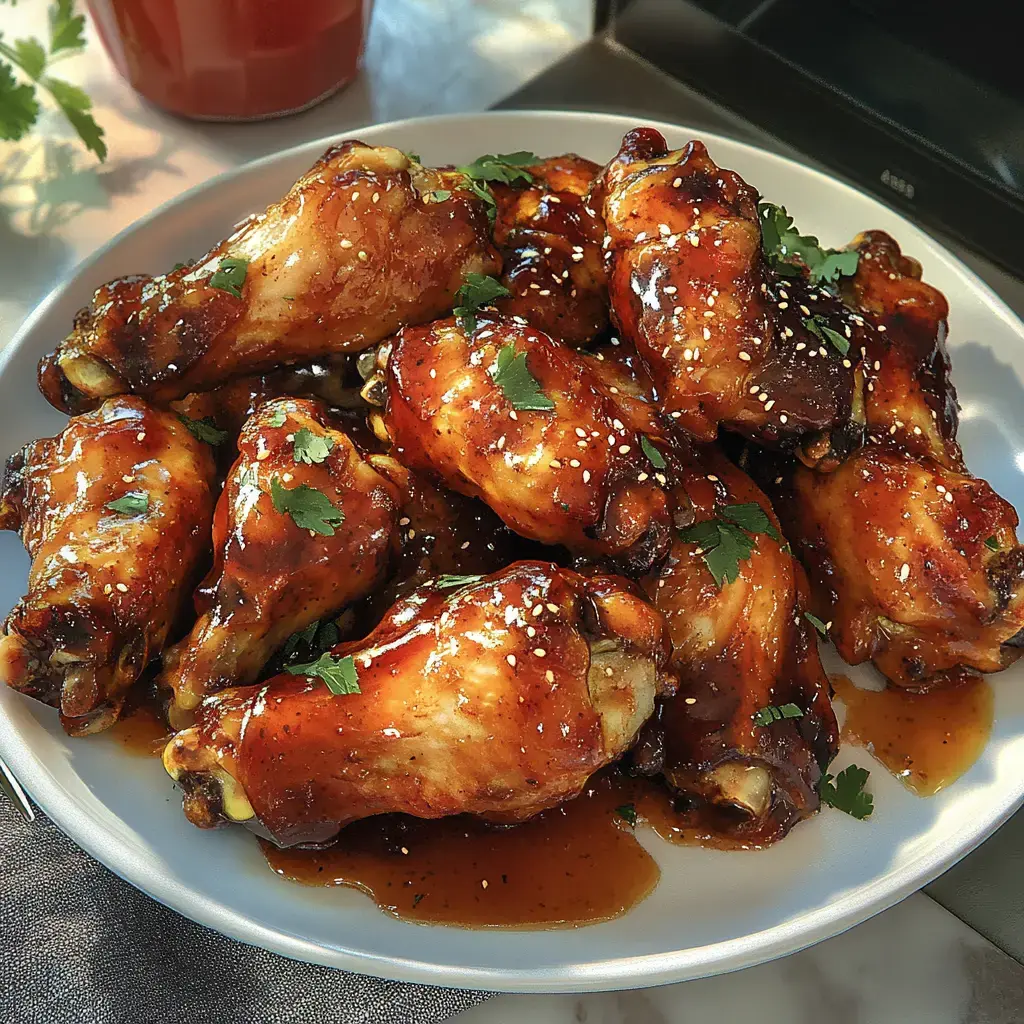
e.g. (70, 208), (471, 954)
(491, 154), (608, 346)
(639, 446), (837, 842)
(159, 398), (400, 720)
(758, 232), (1024, 690)
(384, 314), (673, 574)
(0, 398), (216, 734)
(597, 128), (862, 450)
(164, 562), (672, 846)
(39, 143), (499, 412)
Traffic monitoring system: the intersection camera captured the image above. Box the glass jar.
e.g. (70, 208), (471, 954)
(87, 0), (369, 121)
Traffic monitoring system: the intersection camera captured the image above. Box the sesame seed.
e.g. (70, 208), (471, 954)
(539, 289), (551, 296)
(664, 285), (678, 295)
(842, 359), (852, 368)
(340, 239), (353, 249)
(569, 459), (580, 468)
(605, 667), (614, 677)
(575, 427), (587, 438)
(778, 301), (789, 310)
(358, 250), (368, 261)
(509, 410), (518, 421)
(687, 233), (700, 247)
(702, 327), (711, 341)
(799, 305), (810, 315)
(549, 459), (562, 469)
(673, 177), (683, 187)
(583, 470), (591, 483)
(780, 414), (788, 424)
(704, 310), (715, 318)
(136, 432), (146, 441)
(577, 440), (588, 448)
(115, 582), (129, 593)
(765, 399), (776, 411)
(684, 697), (697, 705)
(372, 192), (380, 203)
(481, 880), (489, 889)
(506, 654), (517, 667)
(936, 485), (946, 494)
(122, 475), (134, 483)
(546, 670), (555, 683)
(659, 223), (671, 235)
(351, 191), (360, 201)
(635, 231), (647, 242)
(497, 436), (505, 450)
(429, 368), (436, 379)
(877, 325), (887, 332)
(527, 626), (536, 638)
(534, 648), (547, 658)
(461, 540), (470, 549)
(638, 472), (649, 482)
(707, 474), (719, 482)
(282, 472), (293, 483)
(899, 562), (910, 583)
(103, 584), (112, 595)
(401, 846), (408, 854)
(758, 392), (768, 403)
(945, 491), (954, 503)
(256, 450), (269, 460)
(546, 603), (559, 614)
(795, 342), (806, 352)
(684, 348), (693, 361)
(738, 351), (752, 362)
(399, 517), (411, 526)
(619, 445), (631, 454)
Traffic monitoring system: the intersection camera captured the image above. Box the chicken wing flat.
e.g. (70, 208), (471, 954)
(38, 143), (500, 412)
(163, 562), (672, 847)
(0, 397), (217, 734)
(491, 154), (608, 346)
(758, 232), (1024, 690)
(383, 314), (673, 573)
(159, 397), (400, 719)
(597, 128), (862, 449)
(640, 446), (837, 842)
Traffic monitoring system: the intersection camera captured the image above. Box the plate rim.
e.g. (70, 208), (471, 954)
(2, 108), (1024, 993)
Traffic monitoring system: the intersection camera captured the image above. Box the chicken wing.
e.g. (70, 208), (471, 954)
(159, 397), (400, 720)
(383, 314), (673, 574)
(639, 446), (837, 841)
(757, 232), (1024, 690)
(163, 562), (672, 846)
(491, 154), (608, 346)
(39, 143), (500, 412)
(0, 397), (217, 734)
(597, 128), (863, 450)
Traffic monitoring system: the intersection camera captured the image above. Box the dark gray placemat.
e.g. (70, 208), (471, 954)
(0, 799), (491, 1024)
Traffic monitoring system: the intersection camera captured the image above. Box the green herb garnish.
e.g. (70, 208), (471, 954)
(805, 611), (829, 637)
(266, 407), (288, 428)
(803, 314), (850, 356)
(457, 151), (539, 186)
(278, 618), (342, 668)
(270, 478), (344, 536)
(678, 503), (780, 588)
(208, 256), (248, 299)
(453, 273), (510, 333)
(172, 261), (190, 272)
(759, 202), (859, 286)
(640, 436), (666, 470)
(820, 764), (873, 820)
(0, 0), (106, 159)
(985, 536), (1000, 551)
(423, 189), (452, 203)
(105, 491), (148, 515)
(490, 342), (554, 412)
(752, 703), (804, 727)
(286, 651), (360, 696)
(433, 574), (487, 590)
(178, 413), (228, 446)
(615, 803), (638, 827)
(292, 427), (334, 465)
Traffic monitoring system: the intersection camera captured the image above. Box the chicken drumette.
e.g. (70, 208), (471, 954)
(159, 398), (400, 720)
(0, 398), (217, 734)
(164, 562), (673, 846)
(39, 143), (500, 412)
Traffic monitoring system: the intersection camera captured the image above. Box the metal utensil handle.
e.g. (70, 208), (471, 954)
(0, 756), (35, 822)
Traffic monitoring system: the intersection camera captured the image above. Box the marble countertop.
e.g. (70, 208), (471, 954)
(3, 5), (1024, 1022)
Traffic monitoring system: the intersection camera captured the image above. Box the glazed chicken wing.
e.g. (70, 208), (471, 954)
(159, 398), (400, 720)
(39, 143), (500, 412)
(639, 446), (837, 841)
(163, 562), (672, 846)
(383, 314), (673, 574)
(0, 398), (217, 734)
(597, 128), (863, 451)
(491, 154), (608, 346)
(758, 232), (1024, 689)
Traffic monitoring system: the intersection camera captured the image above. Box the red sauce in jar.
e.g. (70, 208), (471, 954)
(87, 0), (367, 120)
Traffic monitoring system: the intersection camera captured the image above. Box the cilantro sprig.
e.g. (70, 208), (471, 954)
(453, 150), (541, 223)
(270, 478), (345, 536)
(453, 273), (509, 333)
(820, 764), (874, 820)
(105, 490), (148, 515)
(678, 503), (781, 588)
(292, 427), (334, 465)
(805, 611), (829, 638)
(277, 617), (341, 669)
(759, 202), (858, 286)
(984, 536), (1000, 552)
(490, 342), (554, 412)
(178, 413), (229, 446)
(433, 573), (487, 590)
(752, 703), (804, 727)
(286, 651), (360, 696)
(208, 257), (248, 299)
(640, 436), (666, 470)
(0, 0), (106, 159)
(803, 314), (850, 356)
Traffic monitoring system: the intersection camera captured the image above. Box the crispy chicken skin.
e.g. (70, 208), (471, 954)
(39, 142), (500, 412)
(163, 562), (672, 846)
(640, 447), (837, 841)
(159, 398), (400, 719)
(492, 154), (608, 346)
(0, 398), (216, 734)
(759, 232), (1024, 690)
(383, 314), (673, 574)
(597, 128), (861, 449)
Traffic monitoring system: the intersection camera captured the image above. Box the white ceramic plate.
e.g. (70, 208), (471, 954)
(3, 111), (1024, 993)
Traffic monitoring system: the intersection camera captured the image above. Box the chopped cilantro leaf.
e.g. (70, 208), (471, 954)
(434, 574), (487, 590)
(266, 407), (288, 428)
(490, 342), (554, 412)
(640, 435), (667, 469)
(49, 0), (87, 54)
(0, 63), (39, 141)
(423, 189), (452, 203)
(276, 617), (342, 670)
(209, 256), (248, 299)
(292, 427), (334, 465)
(985, 536), (1000, 551)
(286, 651), (360, 696)
(105, 491), (148, 515)
(720, 502), (781, 543)
(805, 611), (829, 637)
(615, 803), (638, 827)
(758, 201), (858, 287)
(752, 703), (804, 727)
(803, 314), (851, 356)
(178, 413), (228, 446)
(678, 503), (779, 588)
(453, 273), (510, 333)
(820, 764), (873, 819)
(270, 478), (345, 536)
(457, 151), (539, 186)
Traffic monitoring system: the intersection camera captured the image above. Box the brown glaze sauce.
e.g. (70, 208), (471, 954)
(109, 703), (173, 757)
(832, 674), (993, 796)
(260, 771), (750, 928)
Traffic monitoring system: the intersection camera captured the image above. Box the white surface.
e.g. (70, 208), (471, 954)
(453, 895), (1024, 1023)
(3, 111), (1024, 992)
